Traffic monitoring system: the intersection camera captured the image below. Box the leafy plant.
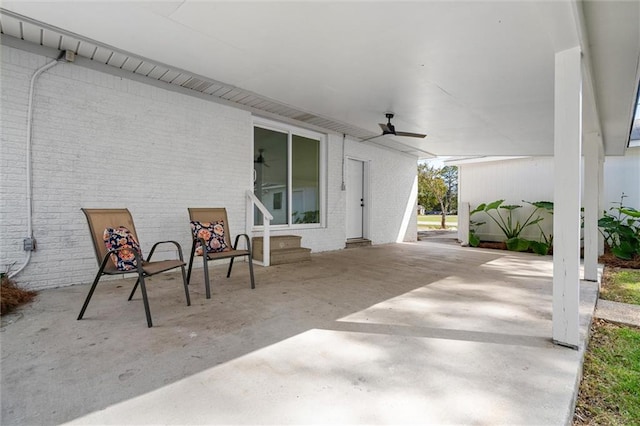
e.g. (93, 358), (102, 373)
(468, 204), (487, 247)
(293, 210), (320, 224)
(598, 193), (640, 260)
(474, 200), (544, 252)
(524, 200), (554, 255)
(469, 200), (553, 254)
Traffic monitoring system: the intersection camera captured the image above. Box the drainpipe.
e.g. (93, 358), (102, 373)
(9, 51), (74, 279)
(341, 134), (346, 191)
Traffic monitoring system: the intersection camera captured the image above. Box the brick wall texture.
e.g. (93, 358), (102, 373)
(1, 46), (418, 290)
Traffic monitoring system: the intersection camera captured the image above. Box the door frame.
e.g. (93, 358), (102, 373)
(345, 156), (370, 240)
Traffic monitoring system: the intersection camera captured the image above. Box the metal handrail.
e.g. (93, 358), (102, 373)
(246, 190), (273, 267)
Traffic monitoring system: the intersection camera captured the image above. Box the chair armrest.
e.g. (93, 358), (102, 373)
(232, 233), (252, 252)
(188, 237), (209, 257)
(147, 240), (185, 262)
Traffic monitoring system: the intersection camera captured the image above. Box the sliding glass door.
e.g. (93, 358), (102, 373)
(253, 124), (322, 227)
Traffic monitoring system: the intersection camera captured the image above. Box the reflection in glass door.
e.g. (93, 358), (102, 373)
(254, 126), (321, 227)
(254, 127), (288, 225)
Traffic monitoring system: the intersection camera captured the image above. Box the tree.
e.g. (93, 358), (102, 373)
(417, 164), (438, 210)
(441, 165), (458, 214)
(417, 163), (458, 229)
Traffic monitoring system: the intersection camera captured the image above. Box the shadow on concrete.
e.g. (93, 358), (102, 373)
(0, 241), (597, 425)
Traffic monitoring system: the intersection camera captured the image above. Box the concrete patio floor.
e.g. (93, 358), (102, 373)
(1, 240), (598, 425)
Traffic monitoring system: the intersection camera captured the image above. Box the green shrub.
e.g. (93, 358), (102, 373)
(599, 194), (640, 260)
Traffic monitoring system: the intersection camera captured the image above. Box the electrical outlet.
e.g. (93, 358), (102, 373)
(23, 238), (37, 251)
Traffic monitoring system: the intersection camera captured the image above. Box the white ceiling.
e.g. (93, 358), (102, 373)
(2, 1), (639, 158)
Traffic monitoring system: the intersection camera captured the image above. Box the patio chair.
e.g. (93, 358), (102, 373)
(78, 208), (191, 327)
(187, 208), (255, 298)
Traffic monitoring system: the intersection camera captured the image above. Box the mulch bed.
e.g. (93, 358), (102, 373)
(598, 252), (640, 269)
(477, 241), (552, 254)
(477, 241), (507, 250)
(1, 275), (37, 316)
(477, 241), (640, 269)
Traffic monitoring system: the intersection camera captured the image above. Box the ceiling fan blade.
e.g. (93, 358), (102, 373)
(394, 131), (427, 138)
(360, 134), (383, 142)
(379, 123), (392, 133)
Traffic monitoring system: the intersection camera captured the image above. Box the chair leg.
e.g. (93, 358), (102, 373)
(128, 278), (140, 301)
(186, 241), (197, 285)
(77, 272), (103, 320)
(226, 257), (235, 278)
(78, 255), (113, 320)
(180, 265), (191, 306)
(138, 274), (153, 328)
(248, 255), (255, 290)
(203, 254), (211, 299)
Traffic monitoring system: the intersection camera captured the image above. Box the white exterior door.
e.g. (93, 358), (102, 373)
(346, 158), (365, 239)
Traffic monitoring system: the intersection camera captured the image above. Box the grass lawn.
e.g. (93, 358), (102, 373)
(574, 267), (640, 425)
(418, 215), (458, 230)
(574, 320), (640, 425)
(600, 268), (640, 305)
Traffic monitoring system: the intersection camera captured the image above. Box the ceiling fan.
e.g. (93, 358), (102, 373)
(254, 148), (270, 167)
(363, 113), (427, 141)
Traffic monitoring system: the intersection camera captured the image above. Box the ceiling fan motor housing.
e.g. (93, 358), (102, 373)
(384, 113), (396, 134)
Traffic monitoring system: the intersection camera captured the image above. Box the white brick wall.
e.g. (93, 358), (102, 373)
(266, 134), (419, 250)
(344, 140), (418, 244)
(1, 46), (419, 290)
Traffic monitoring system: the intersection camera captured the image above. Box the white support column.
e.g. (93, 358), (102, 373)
(458, 202), (470, 246)
(553, 46), (582, 349)
(583, 132), (603, 282)
(598, 150), (605, 256)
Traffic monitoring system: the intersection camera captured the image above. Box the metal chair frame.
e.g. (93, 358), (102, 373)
(78, 208), (191, 327)
(186, 208), (255, 298)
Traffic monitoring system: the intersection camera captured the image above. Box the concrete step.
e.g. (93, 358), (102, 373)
(270, 247), (312, 265)
(345, 238), (372, 249)
(253, 235), (302, 253)
(252, 235), (311, 265)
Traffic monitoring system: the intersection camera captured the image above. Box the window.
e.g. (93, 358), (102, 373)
(253, 122), (323, 227)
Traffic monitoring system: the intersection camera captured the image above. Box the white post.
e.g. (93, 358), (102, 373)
(598, 151), (605, 256)
(583, 132), (602, 281)
(263, 218), (270, 267)
(458, 202), (470, 246)
(246, 195), (252, 237)
(552, 46), (582, 349)
(245, 190), (272, 267)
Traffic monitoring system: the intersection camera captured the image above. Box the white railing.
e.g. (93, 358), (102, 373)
(246, 190), (274, 267)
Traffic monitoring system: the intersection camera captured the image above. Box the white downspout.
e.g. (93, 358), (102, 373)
(9, 57), (63, 278)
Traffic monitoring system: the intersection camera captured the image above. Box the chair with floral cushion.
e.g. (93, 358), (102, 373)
(78, 208), (191, 328)
(187, 207), (255, 298)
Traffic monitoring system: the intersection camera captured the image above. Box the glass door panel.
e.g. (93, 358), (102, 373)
(254, 127), (288, 225)
(291, 135), (320, 224)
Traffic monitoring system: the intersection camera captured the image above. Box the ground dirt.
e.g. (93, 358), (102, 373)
(598, 252), (640, 269)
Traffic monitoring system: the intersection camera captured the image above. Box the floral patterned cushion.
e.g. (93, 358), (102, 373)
(103, 227), (142, 271)
(190, 220), (230, 255)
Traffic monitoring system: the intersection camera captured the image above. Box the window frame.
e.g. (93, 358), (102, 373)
(252, 118), (327, 230)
